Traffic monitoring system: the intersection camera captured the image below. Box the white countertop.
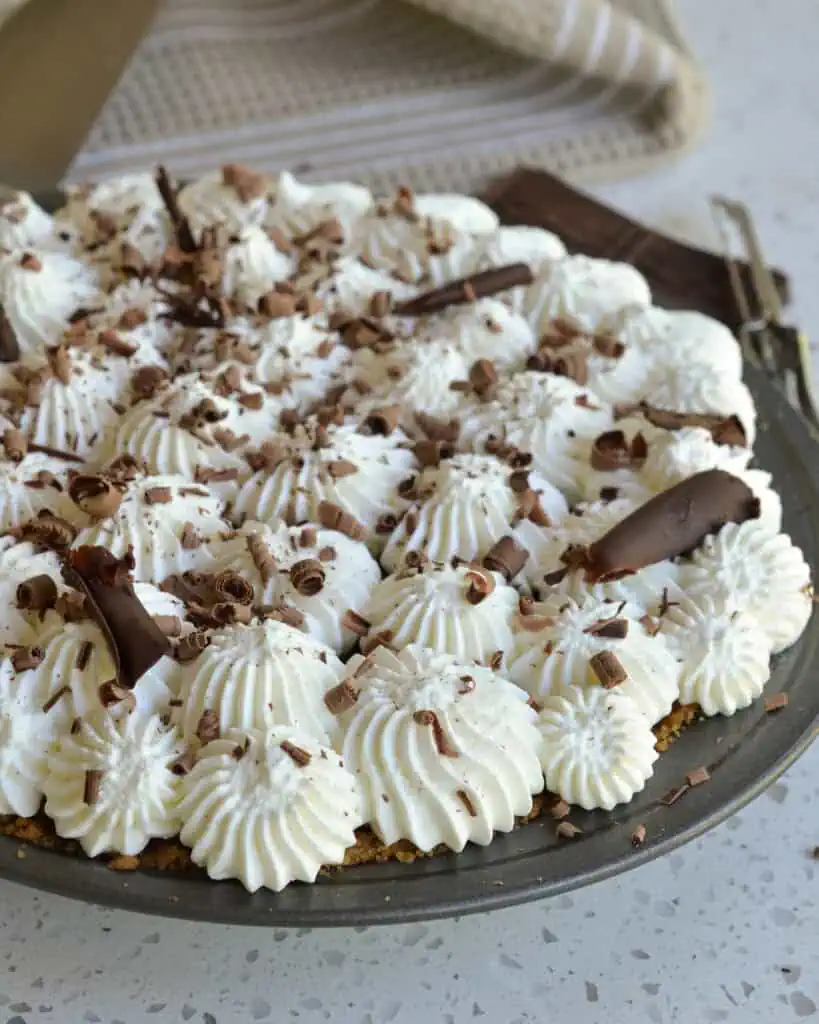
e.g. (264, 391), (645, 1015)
(2, 2), (818, 1021)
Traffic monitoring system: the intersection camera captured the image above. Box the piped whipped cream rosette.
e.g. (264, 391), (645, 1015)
(659, 595), (773, 717)
(508, 594), (681, 725)
(521, 255), (651, 335)
(380, 451), (568, 573)
(677, 520), (812, 654)
(88, 278), (182, 356)
(174, 619), (344, 745)
(178, 724), (362, 892)
(476, 225), (567, 273)
(0, 655), (64, 816)
(60, 172), (173, 269)
(69, 467), (229, 582)
(0, 443), (77, 533)
(178, 165), (271, 236)
(103, 370), (279, 486)
(458, 371), (614, 496)
(423, 298), (538, 371)
(346, 340), (476, 436)
(351, 188), (496, 285)
(537, 685), (659, 811)
(267, 170), (373, 240)
(361, 558), (519, 666)
(5, 345), (130, 459)
(332, 645), (543, 852)
(0, 538), (67, 650)
(613, 306), (744, 381)
(208, 520), (381, 655)
(0, 248), (100, 362)
(232, 411), (416, 547)
(173, 313), (350, 415)
(0, 192), (60, 253)
(43, 709), (185, 857)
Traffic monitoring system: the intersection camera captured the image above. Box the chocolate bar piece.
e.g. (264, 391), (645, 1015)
(481, 168), (789, 330)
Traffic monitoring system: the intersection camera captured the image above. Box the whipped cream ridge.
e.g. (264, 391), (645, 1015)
(0, 165), (808, 892)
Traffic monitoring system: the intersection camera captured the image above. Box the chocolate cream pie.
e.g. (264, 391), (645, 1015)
(0, 167), (811, 891)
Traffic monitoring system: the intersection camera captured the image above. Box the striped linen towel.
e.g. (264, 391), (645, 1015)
(62, 0), (709, 190)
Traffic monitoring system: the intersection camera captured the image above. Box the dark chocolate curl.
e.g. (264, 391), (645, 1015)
(63, 547), (171, 689)
(584, 470), (760, 582)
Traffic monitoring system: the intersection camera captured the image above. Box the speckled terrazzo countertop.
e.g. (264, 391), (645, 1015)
(1, 1), (818, 1021)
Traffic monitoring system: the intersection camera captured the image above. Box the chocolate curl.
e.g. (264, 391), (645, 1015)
(619, 404), (748, 448)
(482, 536), (529, 582)
(584, 470), (760, 582)
(590, 431), (648, 472)
(393, 263), (534, 317)
(63, 546), (171, 689)
(155, 165), (197, 254)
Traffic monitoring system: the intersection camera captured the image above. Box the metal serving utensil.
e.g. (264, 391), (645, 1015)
(711, 196), (819, 432)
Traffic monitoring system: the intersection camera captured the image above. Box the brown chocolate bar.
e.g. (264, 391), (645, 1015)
(481, 168), (789, 330)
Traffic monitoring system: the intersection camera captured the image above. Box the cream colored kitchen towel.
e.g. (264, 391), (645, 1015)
(64, 0), (708, 192)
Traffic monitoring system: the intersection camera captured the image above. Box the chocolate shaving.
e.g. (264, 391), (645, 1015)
(556, 821), (583, 839)
(42, 685), (70, 713)
(686, 766), (711, 787)
(456, 789), (477, 817)
(393, 263), (533, 316)
(131, 365), (168, 400)
(180, 523), (202, 550)
(341, 609), (370, 637)
(214, 570), (255, 605)
(75, 639), (94, 671)
(56, 590), (88, 622)
(361, 405), (401, 436)
(10, 644), (41, 672)
(144, 486), (173, 505)
(764, 692), (789, 712)
(317, 500), (366, 541)
(280, 740), (312, 767)
(589, 650), (627, 688)
(246, 533), (277, 583)
(155, 165), (197, 253)
(324, 679), (360, 715)
(325, 459), (358, 479)
(360, 629), (395, 655)
(590, 430), (648, 472)
(468, 358), (498, 399)
(623, 403), (748, 448)
(549, 798), (571, 820)
(14, 512), (77, 552)
(2, 426), (26, 461)
(175, 631), (210, 663)
(83, 769), (103, 805)
(98, 680), (137, 711)
(289, 559), (325, 596)
(196, 709), (220, 745)
(529, 348), (589, 386)
(464, 567), (496, 605)
(413, 439), (454, 468)
(413, 709), (458, 757)
(482, 536), (529, 582)
(211, 602), (253, 626)
(222, 163), (267, 202)
(16, 574), (57, 612)
(414, 411), (460, 444)
(631, 824), (647, 847)
(660, 783), (689, 806)
(264, 602), (306, 629)
(68, 474), (123, 518)
(97, 329), (137, 357)
(583, 470), (760, 582)
(63, 547), (171, 690)
(170, 749), (196, 776)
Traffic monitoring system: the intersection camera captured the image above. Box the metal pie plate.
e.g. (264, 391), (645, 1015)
(1, 359), (817, 926)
